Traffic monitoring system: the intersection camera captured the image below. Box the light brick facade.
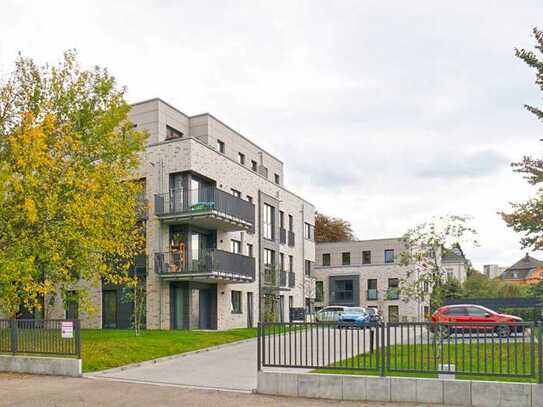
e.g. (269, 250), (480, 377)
(314, 238), (429, 322)
(77, 98), (315, 330)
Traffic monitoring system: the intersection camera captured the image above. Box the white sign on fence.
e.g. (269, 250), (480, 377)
(61, 321), (74, 339)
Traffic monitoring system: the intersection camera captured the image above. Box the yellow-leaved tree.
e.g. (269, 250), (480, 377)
(0, 51), (146, 319)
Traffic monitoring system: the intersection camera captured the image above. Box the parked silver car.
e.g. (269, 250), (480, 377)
(316, 306), (355, 322)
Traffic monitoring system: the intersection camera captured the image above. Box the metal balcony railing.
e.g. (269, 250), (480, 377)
(288, 231), (295, 247)
(367, 289), (378, 300)
(288, 271), (295, 288)
(263, 266), (277, 286)
(279, 271), (287, 287)
(385, 288), (400, 300)
(154, 249), (255, 281)
(154, 187), (255, 227)
(280, 228), (287, 244)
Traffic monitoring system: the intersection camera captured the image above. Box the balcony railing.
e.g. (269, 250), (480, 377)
(264, 266), (277, 286)
(280, 228), (287, 244)
(367, 289), (378, 300)
(154, 249), (255, 282)
(154, 187), (255, 230)
(279, 271), (287, 287)
(288, 271), (295, 288)
(385, 287), (400, 300)
(288, 231), (295, 247)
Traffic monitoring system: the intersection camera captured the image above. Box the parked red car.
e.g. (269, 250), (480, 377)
(431, 304), (523, 337)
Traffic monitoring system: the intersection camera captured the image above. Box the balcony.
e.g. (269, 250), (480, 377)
(154, 249), (255, 283)
(154, 187), (255, 232)
(279, 271), (287, 287)
(288, 272), (295, 288)
(263, 266), (277, 286)
(385, 288), (400, 300)
(279, 228), (287, 244)
(367, 289), (378, 301)
(288, 231), (295, 247)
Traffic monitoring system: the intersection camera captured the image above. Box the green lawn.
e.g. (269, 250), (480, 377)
(314, 342), (541, 383)
(82, 328), (258, 372)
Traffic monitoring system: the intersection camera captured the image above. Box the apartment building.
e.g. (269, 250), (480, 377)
(313, 238), (429, 322)
(44, 98), (316, 330)
(484, 264), (506, 280)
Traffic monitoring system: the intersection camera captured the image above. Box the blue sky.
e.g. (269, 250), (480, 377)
(1, 1), (542, 270)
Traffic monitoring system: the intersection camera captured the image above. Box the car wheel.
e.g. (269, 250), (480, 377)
(495, 325), (511, 338)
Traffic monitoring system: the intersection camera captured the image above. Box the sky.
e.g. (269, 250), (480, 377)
(1, 1), (542, 270)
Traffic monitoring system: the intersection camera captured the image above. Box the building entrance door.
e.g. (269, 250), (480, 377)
(247, 292), (254, 327)
(199, 289), (211, 329)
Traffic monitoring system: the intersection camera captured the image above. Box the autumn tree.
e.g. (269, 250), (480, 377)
(399, 215), (478, 312)
(0, 51), (146, 318)
(501, 27), (543, 251)
(315, 212), (355, 242)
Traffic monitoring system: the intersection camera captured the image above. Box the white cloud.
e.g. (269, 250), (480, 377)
(1, 0), (542, 269)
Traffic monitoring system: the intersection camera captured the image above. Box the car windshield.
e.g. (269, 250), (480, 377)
(345, 307), (367, 315)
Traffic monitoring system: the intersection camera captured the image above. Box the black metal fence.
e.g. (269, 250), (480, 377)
(0, 319), (81, 358)
(258, 321), (543, 382)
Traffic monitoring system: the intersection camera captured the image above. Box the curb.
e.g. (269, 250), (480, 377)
(84, 337), (257, 377)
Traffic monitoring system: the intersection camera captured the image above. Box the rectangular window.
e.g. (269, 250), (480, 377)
(362, 250), (371, 265)
(263, 203), (275, 240)
(334, 280), (354, 302)
(274, 173), (280, 184)
(166, 125), (183, 140)
(251, 160), (257, 171)
(387, 278), (399, 300)
(304, 260), (312, 276)
(280, 253), (285, 271)
(66, 291), (79, 320)
(304, 223), (313, 240)
(288, 255), (293, 272)
(322, 253), (331, 266)
(388, 305), (399, 322)
(231, 239), (241, 254)
(247, 243), (254, 257)
(288, 215), (293, 231)
(342, 252), (351, 265)
(264, 248), (275, 266)
(384, 249), (395, 264)
(231, 291), (242, 313)
(423, 281), (429, 292)
(279, 211), (285, 229)
(367, 278), (378, 300)
(315, 281), (324, 302)
(231, 188), (241, 198)
(238, 152), (245, 165)
(217, 139), (225, 153)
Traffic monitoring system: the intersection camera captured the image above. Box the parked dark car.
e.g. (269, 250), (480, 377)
(365, 307), (383, 324)
(431, 304), (523, 337)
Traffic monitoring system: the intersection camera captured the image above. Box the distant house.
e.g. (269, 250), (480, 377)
(442, 245), (470, 284)
(499, 254), (543, 285)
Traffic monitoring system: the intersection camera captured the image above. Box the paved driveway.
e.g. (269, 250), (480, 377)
(87, 338), (259, 391)
(88, 326), (423, 392)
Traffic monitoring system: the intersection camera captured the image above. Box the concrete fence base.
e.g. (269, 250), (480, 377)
(0, 355), (82, 377)
(257, 371), (543, 407)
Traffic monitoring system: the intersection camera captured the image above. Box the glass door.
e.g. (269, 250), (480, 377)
(103, 290), (118, 328)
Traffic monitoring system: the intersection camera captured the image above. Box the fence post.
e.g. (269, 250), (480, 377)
(380, 323), (386, 377)
(539, 320), (543, 384)
(10, 319), (17, 355)
(75, 320), (81, 359)
(257, 322), (261, 371)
